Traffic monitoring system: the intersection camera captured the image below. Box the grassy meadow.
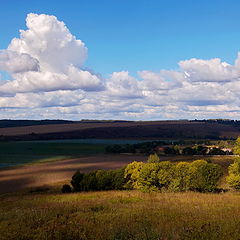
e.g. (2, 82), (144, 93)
(1, 189), (240, 240)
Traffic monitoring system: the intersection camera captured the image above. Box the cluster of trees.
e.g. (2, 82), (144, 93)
(124, 160), (223, 192)
(65, 159), (223, 193)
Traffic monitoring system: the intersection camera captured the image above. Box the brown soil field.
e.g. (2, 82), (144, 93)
(0, 120), (239, 140)
(0, 120), (193, 136)
(0, 154), (147, 194)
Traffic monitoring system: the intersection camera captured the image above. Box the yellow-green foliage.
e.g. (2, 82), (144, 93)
(187, 160), (223, 192)
(125, 160), (223, 192)
(147, 153), (160, 163)
(124, 161), (144, 189)
(227, 157), (240, 189)
(233, 137), (240, 155)
(137, 163), (162, 192)
(169, 162), (190, 191)
(2, 190), (240, 240)
(157, 161), (174, 188)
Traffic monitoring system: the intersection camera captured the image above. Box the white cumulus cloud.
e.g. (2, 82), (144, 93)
(179, 57), (240, 82)
(0, 13), (103, 95)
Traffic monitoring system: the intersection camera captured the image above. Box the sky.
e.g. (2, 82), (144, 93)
(1, 0), (240, 120)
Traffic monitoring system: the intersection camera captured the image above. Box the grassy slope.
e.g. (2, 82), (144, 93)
(1, 189), (240, 240)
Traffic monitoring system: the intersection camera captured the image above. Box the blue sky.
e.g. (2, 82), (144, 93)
(1, 0), (240, 120)
(1, 0), (240, 77)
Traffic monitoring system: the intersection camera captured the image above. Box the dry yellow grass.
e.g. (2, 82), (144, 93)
(1, 189), (240, 240)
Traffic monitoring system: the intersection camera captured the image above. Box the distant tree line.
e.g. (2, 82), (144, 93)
(105, 141), (233, 155)
(191, 119), (240, 126)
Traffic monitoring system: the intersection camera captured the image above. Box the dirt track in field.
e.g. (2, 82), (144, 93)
(0, 154), (147, 194)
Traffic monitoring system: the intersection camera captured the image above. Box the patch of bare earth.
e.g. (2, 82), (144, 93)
(0, 154), (146, 194)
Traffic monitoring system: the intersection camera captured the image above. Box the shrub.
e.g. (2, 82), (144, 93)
(80, 171), (99, 191)
(95, 170), (114, 190)
(157, 161), (174, 189)
(227, 157), (240, 189)
(227, 174), (240, 190)
(169, 162), (190, 192)
(71, 167), (127, 192)
(124, 161), (144, 189)
(61, 184), (72, 193)
(186, 160), (223, 192)
(228, 157), (240, 175)
(112, 167), (127, 190)
(71, 170), (84, 191)
(137, 163), (162, 192)
(147, 153), (160, 163)
(233, 137), (240, 155)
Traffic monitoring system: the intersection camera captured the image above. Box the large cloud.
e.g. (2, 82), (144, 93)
(0, 13), (103, 95)
(8, 13), (87, 73)
(1, 13), (240, 120)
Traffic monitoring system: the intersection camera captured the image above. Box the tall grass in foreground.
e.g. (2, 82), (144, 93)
(1, 190), (240, 240)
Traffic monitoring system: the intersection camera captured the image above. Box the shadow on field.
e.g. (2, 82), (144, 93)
(0, 154), (147, 194)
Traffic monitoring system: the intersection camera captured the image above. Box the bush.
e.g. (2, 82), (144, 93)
(137, 163), (162, 192)
(71, 170), (84, 191)
(186, 160), (223, 192)
(71, 167), (127, 192)
(112, 167), (127, 190)
(227, 174), (240, 190)
(61, 184), (72, 193)
(227, 157), (240, 189)
(124, 161), (144, 189)
(147, 153), (160, 163)
(157, 161), (174, 189)
(169, 162), (190, 192)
